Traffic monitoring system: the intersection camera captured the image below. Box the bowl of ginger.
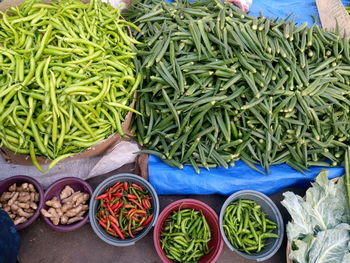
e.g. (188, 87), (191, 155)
(41, 177), (93, 231)
(0, 175), (44, 230)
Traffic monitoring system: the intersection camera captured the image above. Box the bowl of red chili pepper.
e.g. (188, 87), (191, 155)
(89, 173), (159, 246)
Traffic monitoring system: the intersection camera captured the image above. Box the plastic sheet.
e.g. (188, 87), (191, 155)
(147, 0), (349, 195)
(250, 0), (350, 25)
(149, 155), (344, 195)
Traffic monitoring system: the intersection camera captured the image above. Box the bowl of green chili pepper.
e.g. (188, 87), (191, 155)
(89, 173), (159, 246)
(219, 190), (284, 261)
(154, 199), (223, 263)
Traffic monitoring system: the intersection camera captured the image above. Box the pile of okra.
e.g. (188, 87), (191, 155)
(126, 0), (350, 173)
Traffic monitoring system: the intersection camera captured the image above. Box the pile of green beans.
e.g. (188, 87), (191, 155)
(125, 0), (350, 173)
(223, 200), (278, 254)
(160, 209), (211, 262)
(0, 0), (140, 171)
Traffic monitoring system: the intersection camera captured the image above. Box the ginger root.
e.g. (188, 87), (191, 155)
(45, 197), (61, 209)
(41, 209), (52, 218)
(0, 182), (39, 226)
(61, 202), (74, 213)
(8, 184), (17, 192)
(67, 216), (84, 225)
(14, 217), (27, 225)
(60, 215), (69, 225)
(41, 185), (89, 226)
(60, 186), (74, 200)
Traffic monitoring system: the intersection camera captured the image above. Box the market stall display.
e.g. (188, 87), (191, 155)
(0, 175), (44, 230)
(1, 0), (350, 261)
(0, 0), (140, 171)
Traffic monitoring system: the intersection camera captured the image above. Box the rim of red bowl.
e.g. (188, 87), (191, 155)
(153, 198), (224, 263)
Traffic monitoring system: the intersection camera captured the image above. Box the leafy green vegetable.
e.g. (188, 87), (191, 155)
(308, 227), (350, 263)
(282, 170), (350, 263)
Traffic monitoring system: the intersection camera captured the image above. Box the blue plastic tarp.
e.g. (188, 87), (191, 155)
(148, 0), (348, 195)
(149, 156), (344, 195)
(250, 0), (350, 25)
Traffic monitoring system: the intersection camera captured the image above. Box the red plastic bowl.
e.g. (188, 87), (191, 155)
(0, 175), (44, 230)
(154, 199), (224, 263)
(42, 177), (93, 232)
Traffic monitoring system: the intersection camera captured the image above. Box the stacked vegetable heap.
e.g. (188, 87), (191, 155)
(126, 0), (350, 173)
(0, 0), (140, 171)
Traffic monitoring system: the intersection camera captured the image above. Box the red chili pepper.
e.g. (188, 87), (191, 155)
(124, 204), (136, 209)
(110, 221), (125, 240)
(108, 192), (112, 200)
(107, 204), (115, 217)
(128, 220), (135, 238)
(130, 199), (144, 210)
(142, 199), (149, 209)
(112, 182), (122, 189)
(127, 208), (137, 217)
(113, 192), (123, 198)
(145, 199), (151, 209)
(95, 193), (108, 200)
(132, 183), (144, 191)
(99, 219), (107, 229)
(124, 182), (128, 191)
(127, 194), (137, 199)
(142, 215), (153, 227)
(109, 215), (119, 226)
(110, 202), (120, 210)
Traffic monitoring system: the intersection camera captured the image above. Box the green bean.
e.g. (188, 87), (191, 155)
(0, 0), (140, 171)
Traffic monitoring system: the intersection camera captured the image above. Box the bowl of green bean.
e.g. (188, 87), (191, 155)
(154, 199), (223, 263)
(219, 190), (284, 261)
